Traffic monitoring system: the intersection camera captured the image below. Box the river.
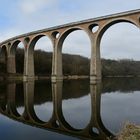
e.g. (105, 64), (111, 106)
(0, 78), (140, 140)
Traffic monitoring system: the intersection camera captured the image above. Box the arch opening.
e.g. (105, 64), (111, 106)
(89, 24), (99, 33)
(31, 35), (53, 77)
(100, 22), (140, 77)
(100, 22), (140, 134)
(34, 81), (53, 123)
(15, 42), (24, 74)
(61, 29), (91, 77)
(15, 83), (24, 116)
(52, 31), (60, 39)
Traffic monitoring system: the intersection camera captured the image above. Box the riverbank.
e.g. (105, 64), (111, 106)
(1, 74), (140, 82)
(0, 74), (90, 81)
(117, 123), (140, 140)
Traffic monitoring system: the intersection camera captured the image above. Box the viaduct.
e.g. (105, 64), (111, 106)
(0, 9), (140, 83)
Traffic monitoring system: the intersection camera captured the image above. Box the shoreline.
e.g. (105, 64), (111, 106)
(1, 74), (140, 81)
(116, 123), (140, 140)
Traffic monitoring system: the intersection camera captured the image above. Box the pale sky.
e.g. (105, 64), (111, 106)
(0, 0), (140, 60)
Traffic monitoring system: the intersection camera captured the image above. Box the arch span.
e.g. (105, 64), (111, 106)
(55, 27), (91, 77)
(27, 34), (53, 76)
(97, 18), (139, 48)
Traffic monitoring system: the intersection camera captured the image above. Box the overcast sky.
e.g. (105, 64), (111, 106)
(0, 0), (140, 60)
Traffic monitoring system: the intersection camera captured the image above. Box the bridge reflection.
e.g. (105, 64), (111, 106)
(0, 81), (114, 140)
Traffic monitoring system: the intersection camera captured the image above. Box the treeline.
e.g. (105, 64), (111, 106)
(1, 48), (140, 77)
(102, 59), (140, 77)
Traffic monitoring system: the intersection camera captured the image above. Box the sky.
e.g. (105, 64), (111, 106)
(0, 0), (140, 60)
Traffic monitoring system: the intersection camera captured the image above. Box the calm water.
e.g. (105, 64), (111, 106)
(0, 78), (140, 140)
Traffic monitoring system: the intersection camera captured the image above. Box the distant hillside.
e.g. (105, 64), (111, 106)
(1, 48), (140, 77)
(102, 58), (140, 77)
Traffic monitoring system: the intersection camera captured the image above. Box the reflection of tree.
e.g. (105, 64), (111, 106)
(0, 75), (140, 139)
(102, 77), (140, 93)
(63, 79), (89, 98)
(1, 78), (140, 108)
(0, 80), (90, 107)
(1, 77), (140, 109)
(0, 83), (7, 111)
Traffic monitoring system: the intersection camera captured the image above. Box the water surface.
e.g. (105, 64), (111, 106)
(0, 78), (140, 140)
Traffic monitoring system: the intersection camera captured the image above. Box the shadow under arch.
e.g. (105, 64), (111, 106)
(0, 45), (7, 54)
(57, 27), (91, 76)
(10, 40), (22, 55)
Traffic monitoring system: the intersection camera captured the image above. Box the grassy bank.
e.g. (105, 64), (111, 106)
(117, 123), (140, 140)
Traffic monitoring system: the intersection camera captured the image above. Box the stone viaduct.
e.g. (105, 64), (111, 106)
(0, 9), (140, 83)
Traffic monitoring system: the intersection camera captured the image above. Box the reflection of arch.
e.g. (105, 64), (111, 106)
(23, 81), (45, 123)
(0, 81), (115, 139)
(61, 81), (91, 130)
(51, 81), (79, 131)
(88, 84), (114, 138)
(6, 83), (22, 117)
